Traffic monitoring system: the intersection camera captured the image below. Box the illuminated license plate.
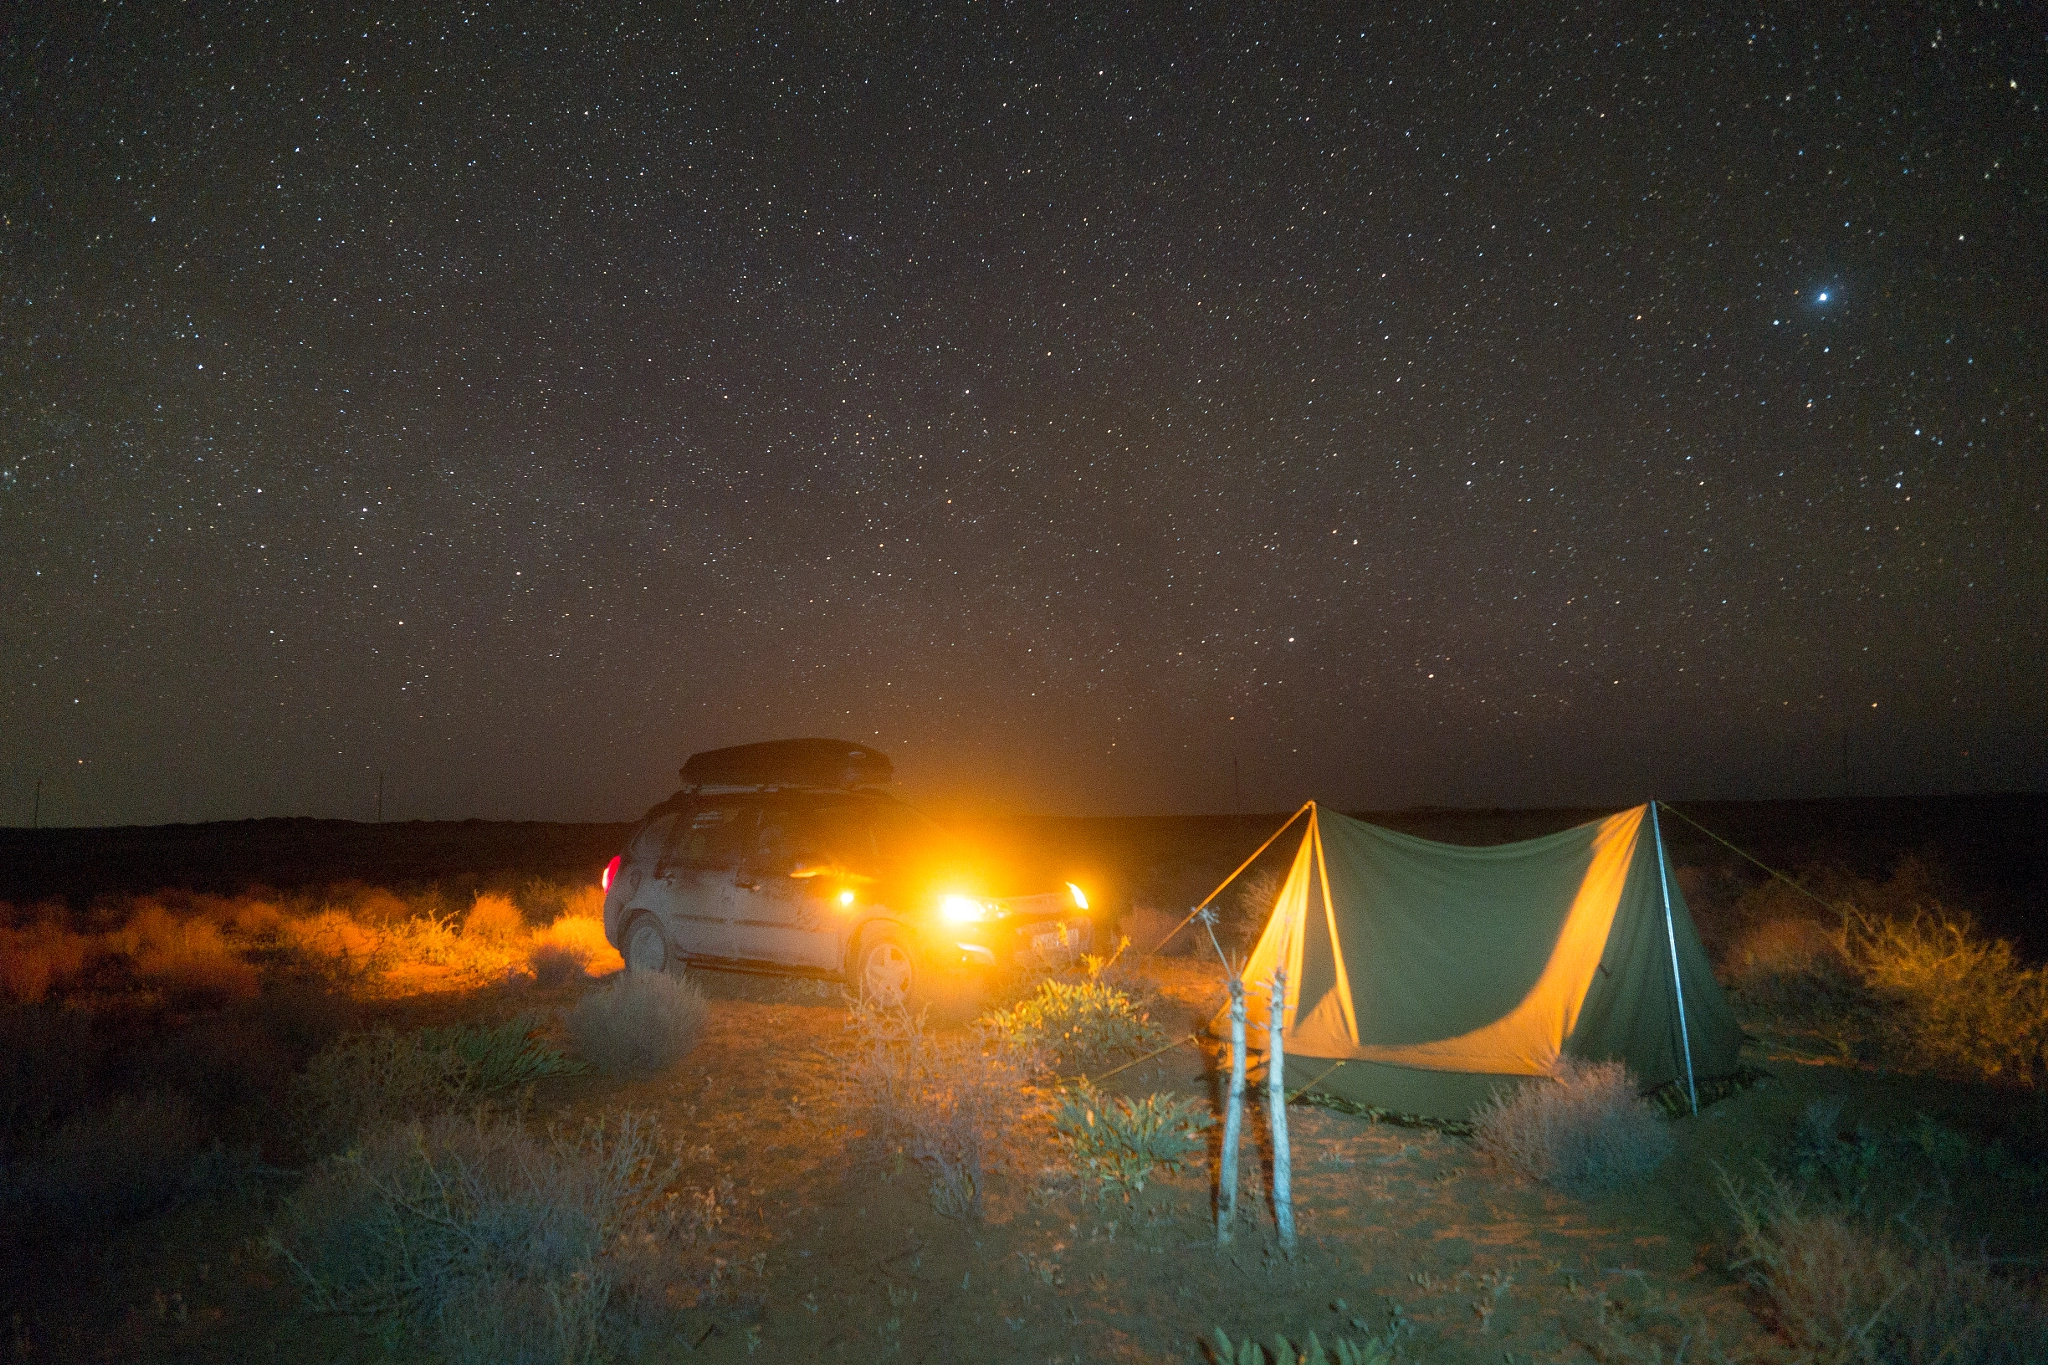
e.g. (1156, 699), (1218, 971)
(1030, 922), (1089, 957)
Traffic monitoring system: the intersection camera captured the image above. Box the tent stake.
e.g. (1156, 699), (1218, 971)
(1267, 969), (1296, 1252)
(1218, 976), (1247, 1245)
(1650, 802), (1699, 1115)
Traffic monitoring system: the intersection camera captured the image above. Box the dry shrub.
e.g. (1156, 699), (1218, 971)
(839, 999), (1042, 1221)
(109, 903), (260, 1005)
(529, 911), (621, 983)
(0, 920), (91, 1004)
(1472, 1058), (1674, 1196)
(4, 1091), (207, 1225)
(337, 885), (416, 925)
(223, 897), (287, 938)
(1726, 916), (1861, 1017)
(1123, 904), (1195, 957)
(1724, 1168), (2048, 1364)
(283, 908), (386, 973)
(463, 892), (526, 943)
(0, 1004), (100, 1154)
(270, 1110), (690, 1363)
(1853, 910), (2048, 1087)
(566, 971), (710, 1074)
(292, 1017), (582, 1155)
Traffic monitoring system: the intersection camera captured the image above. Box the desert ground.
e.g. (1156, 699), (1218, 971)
(1, 795), (2043, 1364)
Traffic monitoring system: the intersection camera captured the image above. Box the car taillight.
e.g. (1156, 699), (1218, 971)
(602, 855), (621, 891)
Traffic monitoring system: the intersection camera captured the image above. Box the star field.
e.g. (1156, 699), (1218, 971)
(3, 5), (2043, 823)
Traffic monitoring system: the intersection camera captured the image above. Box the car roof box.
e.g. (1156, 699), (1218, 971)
(679, 738), (893, 791)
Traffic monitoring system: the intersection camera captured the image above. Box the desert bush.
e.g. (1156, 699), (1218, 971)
(293, 1016), (583, 1155)
(528, 908), (620, 982)
(982, 977), (1167, 1074)
(0, 919), (92, 1004)
(517, 880), (606, 926)
(1726, 916), (1862, 1018)
(530, 941), (594, 988)
(271, 1110), (685, 1363)
(0, 1004), (101, 1154)
(282, 908), (387, 978)
(1228, 868), (1285, 950)
(2, 1091), (208, 1225)
(1472, 1058), (1674, 1196)
(1852, 909), (2048, 1087)
(107, 903), (261, 1005)
(839, 999), (1041, 1221)
(1723, 1166), (2048, 1364)
(1053, 1081), (1212, 1197)
(566, 971), (709, 1074)
(1123, 904), (1196, 957)
(462, 892), (526, 942)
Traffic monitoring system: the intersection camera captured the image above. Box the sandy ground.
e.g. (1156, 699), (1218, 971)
(28, 953), (2044, 1365)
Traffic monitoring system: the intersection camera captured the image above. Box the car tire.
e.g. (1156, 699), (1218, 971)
(622, 914), (672, 975)
(853, 924), (917, 1005)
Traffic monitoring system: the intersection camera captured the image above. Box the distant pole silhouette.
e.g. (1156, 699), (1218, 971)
(1232, 753), (1241, 818)
(376, 771), (385, 823)
(32, 778), (41, 830)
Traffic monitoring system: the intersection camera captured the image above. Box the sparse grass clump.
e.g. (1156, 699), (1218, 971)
(566, 971), (709, 1074)
(270, 1110), (696, 1364)
(839, 999), (1040, 1221)
(1472, 1058), (1673, 1196)
(1723, 1166), (2048, 1364)
(1052, 1080), (1212, 1197)
(981, 977), (1166, 1074)
(293, 1016), (583, 1155)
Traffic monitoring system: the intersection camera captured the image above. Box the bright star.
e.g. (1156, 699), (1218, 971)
(1817, 291), (1829, 302)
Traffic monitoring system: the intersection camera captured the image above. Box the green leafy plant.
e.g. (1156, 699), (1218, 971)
(981, 978), (1166, 1073)
(1209, 1328), (1394, 1365)
(1053, 1080), (1212, 1196)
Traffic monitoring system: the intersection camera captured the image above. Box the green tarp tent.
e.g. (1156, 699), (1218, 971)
(1211, 802), (1742, 1120)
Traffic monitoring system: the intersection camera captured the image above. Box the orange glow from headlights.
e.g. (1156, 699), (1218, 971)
(838, 888), (856, 908)
(940, 894), (986, 924)
(602, 855), (620, 891)
(1066, 882), (1089, 910)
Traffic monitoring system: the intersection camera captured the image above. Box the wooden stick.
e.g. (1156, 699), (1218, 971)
(1267, 969), (1295, 1252)
(1218, 976), (1246, 1245)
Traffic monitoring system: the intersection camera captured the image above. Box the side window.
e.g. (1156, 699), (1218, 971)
(628, 814), (679, 866)
(744, 806), (821, 878)
(662, 805), (752, 871)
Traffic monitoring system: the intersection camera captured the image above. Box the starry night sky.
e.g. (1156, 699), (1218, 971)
(4, 5), (2043, 826)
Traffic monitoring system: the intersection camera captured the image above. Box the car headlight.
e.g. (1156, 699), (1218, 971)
(940, 894), (988, 924)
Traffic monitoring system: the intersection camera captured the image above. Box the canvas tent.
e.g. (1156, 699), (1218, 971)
(1210, 802), (1742, 1121)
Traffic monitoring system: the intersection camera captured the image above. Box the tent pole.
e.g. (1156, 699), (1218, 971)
(1650, 801), (1699, 1115)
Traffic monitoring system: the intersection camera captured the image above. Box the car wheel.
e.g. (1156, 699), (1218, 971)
(622, 914), (671, 975)
(854, 924), (917, 1005)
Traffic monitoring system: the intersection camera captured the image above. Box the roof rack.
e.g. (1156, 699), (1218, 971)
(678, 738), (893, 792)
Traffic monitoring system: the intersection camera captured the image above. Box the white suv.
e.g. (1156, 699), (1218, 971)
(600, 740), (1095, 1001)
